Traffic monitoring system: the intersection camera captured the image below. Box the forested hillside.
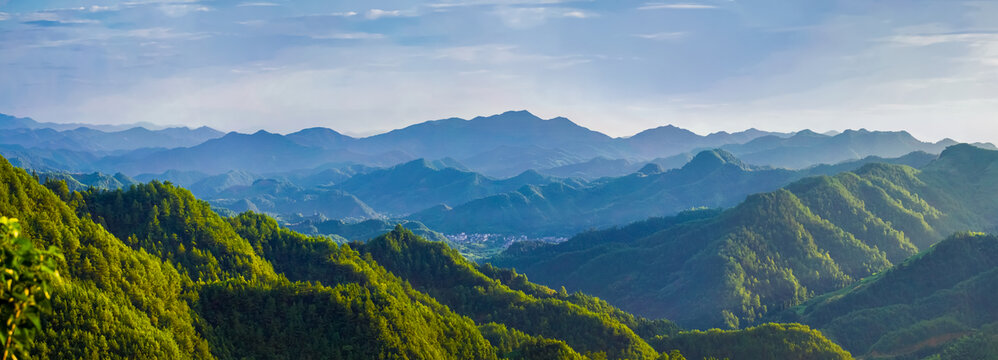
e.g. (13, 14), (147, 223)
(492, 144), (998, 330)
(776, 232), (998, 359)
(0, 154), (851, 359)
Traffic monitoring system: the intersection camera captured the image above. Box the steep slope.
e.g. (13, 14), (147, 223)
(227, 214), (637, 359)
(778, 232), (998, 359)
(351, 226), (664, 359)
(345, 225), (850, 360)
(59, 176), (510, 359)
(492, 144), (998, 329)
(0, 157), (214, 359)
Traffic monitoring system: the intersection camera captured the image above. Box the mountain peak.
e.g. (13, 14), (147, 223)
(927, 144), (998, 176)
(637, 163), (664, 175)
(683, 149), (750, 172)
(794, 129), (822, 137)
(398, 158), (435, 170)
(500, 110), (537, 117)
(474, 110), (542, 122)
(508, 169), (546, 182)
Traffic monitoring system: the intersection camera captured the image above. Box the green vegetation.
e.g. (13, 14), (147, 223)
(0, 153), (860, 359)
(652, 323), (851, 360)
(492, 144), (998, 330)
(352, 226), (662, 359)
(779, 232), (998, 359)
(0, 217), (62, 360)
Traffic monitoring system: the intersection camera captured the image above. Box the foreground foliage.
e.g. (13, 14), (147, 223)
(0, 155), (853, 359)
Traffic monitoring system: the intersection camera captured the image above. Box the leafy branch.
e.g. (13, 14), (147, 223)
(0, 217), (62, 360)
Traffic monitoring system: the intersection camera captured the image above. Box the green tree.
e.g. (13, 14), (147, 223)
(0, 217), (62, 360)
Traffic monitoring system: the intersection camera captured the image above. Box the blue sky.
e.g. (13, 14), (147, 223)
(1, 0), (996, 141)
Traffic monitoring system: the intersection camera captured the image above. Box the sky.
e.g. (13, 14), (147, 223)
(0, 0), (996, 142)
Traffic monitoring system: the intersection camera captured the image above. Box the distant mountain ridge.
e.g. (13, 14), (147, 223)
(411, 149), (940, 236)
(721, 129), (984, 169)
(2, 110), (990, 180)
(0, 113), (170, 132)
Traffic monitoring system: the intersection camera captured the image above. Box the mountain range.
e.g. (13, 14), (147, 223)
(4, 110), (980, 181)
(490, 144), (998, 337)
(412, 149), (939, 236)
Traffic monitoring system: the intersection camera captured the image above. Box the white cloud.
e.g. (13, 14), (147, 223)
(638, 3), (718, 10)
(366, 9), (412, 20)
(87, 5), (116, 12)
(126, 27), (210, 40)
(492, 6), (592, 28)
(0, 12), (10, 21)
(563, 10), (594, 19)
(633, 31), (687, 40)
(158, 4), (211, 17)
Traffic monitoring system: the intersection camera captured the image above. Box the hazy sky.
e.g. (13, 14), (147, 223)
(1, 0), (996, 141)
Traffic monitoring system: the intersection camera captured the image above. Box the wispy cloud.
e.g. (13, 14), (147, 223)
(886, 31), (998, 47)
(632, 31), (687, 40)
(20, 11), (100, 26)
(0, 12), (10, 21)
(433, 44), (592, 69)
(126, 27), (211, 40)
(493, 6), (594, 28)
(638, 3), (718, 10)
(366, 9), (416, 20)
(563, 10), (595, 19)
(158, 4), (212, 17)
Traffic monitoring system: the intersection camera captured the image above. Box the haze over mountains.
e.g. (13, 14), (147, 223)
(9, 110), (986, 241)
(2, 110), (977, 178)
